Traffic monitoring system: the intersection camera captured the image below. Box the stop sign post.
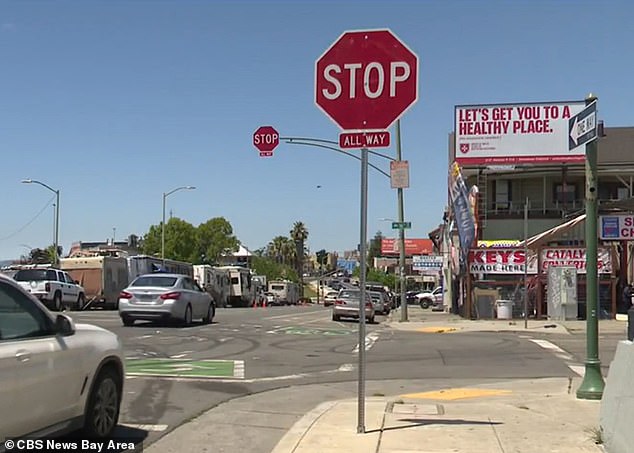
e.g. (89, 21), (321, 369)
(253, 126), (279, 157)
(315, 29), (419, 131)
(315, 29), (419, 435)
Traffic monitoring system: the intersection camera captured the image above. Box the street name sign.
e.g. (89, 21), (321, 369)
(315, 29), (419, 131)
(569, 101), (597, 150)
(391, 221), (411, 229)
(339, 131), (390, 149)
(253, 126), (280, 157)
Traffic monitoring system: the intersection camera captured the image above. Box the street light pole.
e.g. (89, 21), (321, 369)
(162, 186), (196, 264)
(22, 179), (60, 267)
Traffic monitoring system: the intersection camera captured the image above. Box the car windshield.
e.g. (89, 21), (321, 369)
(131, 276), (178, 288)
(13, 269), (56, 282)
(339, 290), (360, 298)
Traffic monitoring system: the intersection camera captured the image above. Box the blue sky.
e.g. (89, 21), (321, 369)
(1, 0), (633, 260)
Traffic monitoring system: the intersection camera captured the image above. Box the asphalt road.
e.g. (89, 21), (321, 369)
(66, 305), (621, 451)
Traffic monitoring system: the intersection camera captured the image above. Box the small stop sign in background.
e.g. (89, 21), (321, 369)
(253, 126), (279, 157)
(315, 29), (419, 131)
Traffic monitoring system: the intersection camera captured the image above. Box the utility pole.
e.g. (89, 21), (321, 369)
(396, 120), (408, 322)
(577, 93), (605, 400)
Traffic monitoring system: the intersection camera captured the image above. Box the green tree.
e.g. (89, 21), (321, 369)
(367, 230), (384, 267)
(251, 255), (298, 283)
(28, 247), (50, 264)
(197, 217), (239, 264)
(267, 236), (289, 264)
(142, 217), (197, 262)
(290, 221), (309, 277)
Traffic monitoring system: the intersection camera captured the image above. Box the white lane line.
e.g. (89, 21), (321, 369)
(353, 332), (380, 353)
(263, 310), (326, 321)
(568, 365), (585, 376)
(234, 360), (245, 379)
(338, 363), (354, 372)
(120, 423), (168, 432)
(529, 339), (573, 360)
(170, 353), (188, 359)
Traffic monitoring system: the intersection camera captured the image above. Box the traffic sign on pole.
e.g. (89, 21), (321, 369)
(391, 221), (411, 229)
(569, 101), (597, 150)
(339, 131), (390, 149)
(253, 126), (280, 157)
(315, 29), (419, 131)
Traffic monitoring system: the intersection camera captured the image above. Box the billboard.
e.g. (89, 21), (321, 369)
(455, 101), (586, 165)
(600, 215), (634, 240)
(381, 238), (433, 256)
(412, 255), (443, 271)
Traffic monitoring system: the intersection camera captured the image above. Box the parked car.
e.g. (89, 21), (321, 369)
(13, 267), (86, 311)
(368, 290), (390, 315)
(323, 290), (339, 307)
(264, 291), (278, 306)
(332, 289), (375, 323)
(416, 287), (444, 309)
(118, 273), (215, 326)
(0, 273), (124, 442)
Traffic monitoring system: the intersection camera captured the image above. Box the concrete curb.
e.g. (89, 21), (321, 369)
(270, 400), (338, 453)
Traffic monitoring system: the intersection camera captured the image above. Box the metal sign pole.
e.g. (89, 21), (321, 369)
(357, 147), (368, 434)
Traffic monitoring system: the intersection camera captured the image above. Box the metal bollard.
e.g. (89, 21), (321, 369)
(628, 306), (634, 341)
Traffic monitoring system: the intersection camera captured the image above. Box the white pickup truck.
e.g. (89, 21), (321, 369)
(13, 267), (86, 311)
(415, 287), (444, 310)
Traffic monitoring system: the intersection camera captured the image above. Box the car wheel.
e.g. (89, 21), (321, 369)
(53, 292), (63, 311)
(83, 367), (121, 439)
(77, 293), (86, 311)
(202, 304), (214, 324)
(420, 299), (430, 309)
(121, 316), (134, 327)
(367, 316), (375, 324)
(183, 305), (193, 326)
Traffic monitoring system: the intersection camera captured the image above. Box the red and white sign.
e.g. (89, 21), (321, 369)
(455, 101), (586, 165)
(315, 29), (419, 131)
(381, 238), (432, 256)
(390, 160), (409, 189)
(253, 126), (279, 157)
(469, 248), (538, 274)
(540, 247), (612, 274)
(339, 131), (390, 149)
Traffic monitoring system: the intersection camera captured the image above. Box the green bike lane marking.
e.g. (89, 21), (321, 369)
(125, 358), (244, 379)
(275, 326), (354, 336)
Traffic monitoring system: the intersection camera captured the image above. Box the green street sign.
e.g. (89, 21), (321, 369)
(392, 221), (412, 229)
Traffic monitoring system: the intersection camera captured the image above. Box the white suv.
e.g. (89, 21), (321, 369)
(0, 274), (124, 443)
(416, 287), (444, 309)
(13, 267), (85, 311)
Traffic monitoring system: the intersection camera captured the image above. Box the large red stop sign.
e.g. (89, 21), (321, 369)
(315, 29), (419, 131)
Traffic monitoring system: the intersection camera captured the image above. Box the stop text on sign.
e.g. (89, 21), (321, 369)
(322, 62), (411, 100)
(253, 126), (280, 158)
(339, 131), (390, 149)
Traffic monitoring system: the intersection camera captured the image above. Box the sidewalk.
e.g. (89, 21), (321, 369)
(271, 377), (602, 453)
(387, 306), (628, 336)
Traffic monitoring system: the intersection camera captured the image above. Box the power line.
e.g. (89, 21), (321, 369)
(0, 195), (56, 241)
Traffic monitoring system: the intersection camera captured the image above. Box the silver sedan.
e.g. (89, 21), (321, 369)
(118, 273), (215, 326)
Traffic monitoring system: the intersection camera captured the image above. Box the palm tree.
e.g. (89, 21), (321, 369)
(290, 221), (309, 297)
(267, 236), (288, 264)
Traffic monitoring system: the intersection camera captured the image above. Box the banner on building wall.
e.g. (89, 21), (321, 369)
(413, 255), (443, 271)
(469, 248), (538, 274)
(468, 247), (612, 275)
(600, 215), (634, 240)
(540, 247), (612, 274)
(455, 101), (586, 165)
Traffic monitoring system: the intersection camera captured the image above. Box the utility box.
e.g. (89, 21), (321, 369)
(547, 266), (578, 320)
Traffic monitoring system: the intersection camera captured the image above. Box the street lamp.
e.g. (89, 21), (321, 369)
(22, 179), (60, 267)
(162, 186), (196, 263)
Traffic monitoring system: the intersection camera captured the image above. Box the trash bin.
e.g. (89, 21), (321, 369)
(496, 300), (513, 320)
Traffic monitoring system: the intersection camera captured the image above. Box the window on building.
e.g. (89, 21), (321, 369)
(494, 179), (511, 210)
(554, 183), (577, 204)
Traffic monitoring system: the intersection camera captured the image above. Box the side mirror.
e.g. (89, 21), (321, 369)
(55, 314), (75, 336)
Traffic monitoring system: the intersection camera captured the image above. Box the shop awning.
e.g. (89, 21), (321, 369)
(517, 214), (586, 249)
